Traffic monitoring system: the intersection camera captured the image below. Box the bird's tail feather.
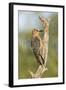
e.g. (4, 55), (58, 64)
(39, 54), (45, 64)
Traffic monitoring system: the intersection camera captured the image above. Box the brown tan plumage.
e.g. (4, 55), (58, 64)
(31, 29), (45, 65)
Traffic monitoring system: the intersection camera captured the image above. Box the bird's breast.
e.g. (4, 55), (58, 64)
(31, 37), (40, 51)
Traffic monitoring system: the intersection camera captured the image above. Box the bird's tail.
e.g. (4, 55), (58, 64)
(39, 54), (45, 64)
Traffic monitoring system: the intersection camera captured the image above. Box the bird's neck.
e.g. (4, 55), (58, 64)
(32, 34), (39, 38)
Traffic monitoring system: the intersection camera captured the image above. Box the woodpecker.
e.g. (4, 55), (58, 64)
(31, 17), (49, 67)
(31, 28), (45, 66)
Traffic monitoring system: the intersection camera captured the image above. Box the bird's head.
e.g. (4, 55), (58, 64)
(32, 29), (43, 37)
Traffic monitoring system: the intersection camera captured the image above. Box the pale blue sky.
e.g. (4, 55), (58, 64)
(18, 11), (57, 32)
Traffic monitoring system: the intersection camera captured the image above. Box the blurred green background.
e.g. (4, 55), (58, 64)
(18, 11), (58, 79)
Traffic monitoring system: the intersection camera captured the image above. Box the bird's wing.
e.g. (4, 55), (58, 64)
(31, 37), (40, 50)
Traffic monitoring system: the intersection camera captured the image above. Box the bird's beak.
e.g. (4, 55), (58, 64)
(39, 30), (44, 32)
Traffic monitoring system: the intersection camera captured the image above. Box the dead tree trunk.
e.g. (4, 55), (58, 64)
(29, 17), (49, 78)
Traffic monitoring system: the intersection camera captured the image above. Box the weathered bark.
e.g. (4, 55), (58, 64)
(29, 65), (48, 78)
(29, 17), (49, 78)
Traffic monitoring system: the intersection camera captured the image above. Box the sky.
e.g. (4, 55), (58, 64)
(18, 11), (56, 32)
